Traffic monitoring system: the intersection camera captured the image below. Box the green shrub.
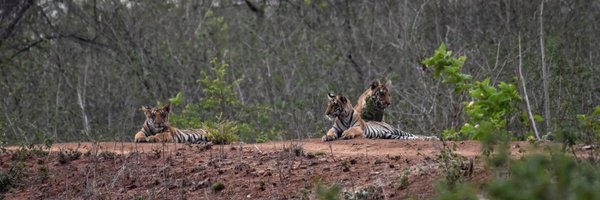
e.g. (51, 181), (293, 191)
(169, 58), (280, 143)
(11, 145), (48, 161)
(398, 169), (410, 189)
(0, 162), (25, 194)
(211, 182), (225, 192)
(577, 106), (600, 144)
(434, 182), (478, 200)
(297, 188), (310, 200)
(191, 165), (205, 173)
(487, 152), (600, 200)
(425, 44), (600, 200)
(314, 179), (342, 200)
(343, 185), (384, 200)
(423, 44), (522, 142)
(437, 143), (472, 188)
(255, 128), (280, 143)
(202, 118), (240, 144)
(169, 58), (242, 127)
(0, 171), (15, 193)
(36, 166), (49, 180)
(421, 43), (471, 92)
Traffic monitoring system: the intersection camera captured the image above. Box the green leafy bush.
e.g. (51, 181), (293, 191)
(169, 58), (281, 143)
(577, 106), (600, 144)
(461, 79), (521, 139)
(423, 44), (522, 144)
(201, 117), (240, 144)
(437, 143), (473, 188)
(10, 145), (48, 161)
(343, 185), (384, 200)
(211, 182), (225, 192)
(314, 179), (342, 200)
(169, 57), (242, 128)
(0, 162), (25, 194)
(434, 142), (600, 200)
(398, 169), (410, 189)
(487, 153), (600, 200)
(422, 44), (471, 93)
(424, 44), (600, 200)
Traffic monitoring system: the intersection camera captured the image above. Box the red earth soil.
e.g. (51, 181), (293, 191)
(1, 139), (535, 199)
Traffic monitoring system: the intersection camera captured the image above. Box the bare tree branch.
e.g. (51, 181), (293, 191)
(0, 0), (34, 48)
(244, 0), (264, 16)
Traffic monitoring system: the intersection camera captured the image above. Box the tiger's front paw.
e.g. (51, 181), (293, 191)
(134, 137), (147, 143)
(341, 134), (355, 140)
(322, 135), (337, 142)
(146, 136), (160, 143)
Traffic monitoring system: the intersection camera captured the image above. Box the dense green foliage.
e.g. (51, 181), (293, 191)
(577, 106), (600, 145)
(422, 44), (471, 93)
(423, 44), (522, 143)
(435, 147), (600, 200)
(487, 153), (600, 200)
(0, 164), (21, 194)
(426, 45), (600, 200)
(314, 179), (342, 200)
(0, 145), (42, 195)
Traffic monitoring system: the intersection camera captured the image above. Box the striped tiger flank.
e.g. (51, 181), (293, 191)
(170, 128), (211, 144)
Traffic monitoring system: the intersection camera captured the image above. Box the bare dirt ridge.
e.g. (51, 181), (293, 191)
(1, 139), (530, 199)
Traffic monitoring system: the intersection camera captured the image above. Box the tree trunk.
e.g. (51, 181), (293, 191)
(540, 0), (551, 132)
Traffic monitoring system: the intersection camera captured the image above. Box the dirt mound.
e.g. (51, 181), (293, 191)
(1, 139), (530, 199)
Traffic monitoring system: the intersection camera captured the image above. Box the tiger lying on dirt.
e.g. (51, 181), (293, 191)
(134, 104), (211, 144)
(323, 93), (437, 141)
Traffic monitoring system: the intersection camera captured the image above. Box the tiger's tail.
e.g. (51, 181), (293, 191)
(364, 121), (438, 140)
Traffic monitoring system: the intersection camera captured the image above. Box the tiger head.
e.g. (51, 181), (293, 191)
(369, 80), (392, 109)
(325, 93), (353, 120)
(142, 104), (171, 132)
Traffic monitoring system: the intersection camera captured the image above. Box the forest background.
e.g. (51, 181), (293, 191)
(1, 0), (598, 145)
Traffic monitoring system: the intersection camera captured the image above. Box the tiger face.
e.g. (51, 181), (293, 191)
(325, 93), (352, 120)
(370, 80), (391, 109)
(142, 104), (171, 132)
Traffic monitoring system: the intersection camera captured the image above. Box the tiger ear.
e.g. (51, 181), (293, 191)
(328, 92), (335, 100)
(142, 106), (150, 113)
(384, 79), (392, 88)
(370, 80), (381, 90)
(338, 96), (348, 104)
(162, 104), (171, 113)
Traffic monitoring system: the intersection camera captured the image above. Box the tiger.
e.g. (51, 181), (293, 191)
(323, 93), (437, 141)
(133, 104), (211, 144)
(355, 80), (391, 122)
